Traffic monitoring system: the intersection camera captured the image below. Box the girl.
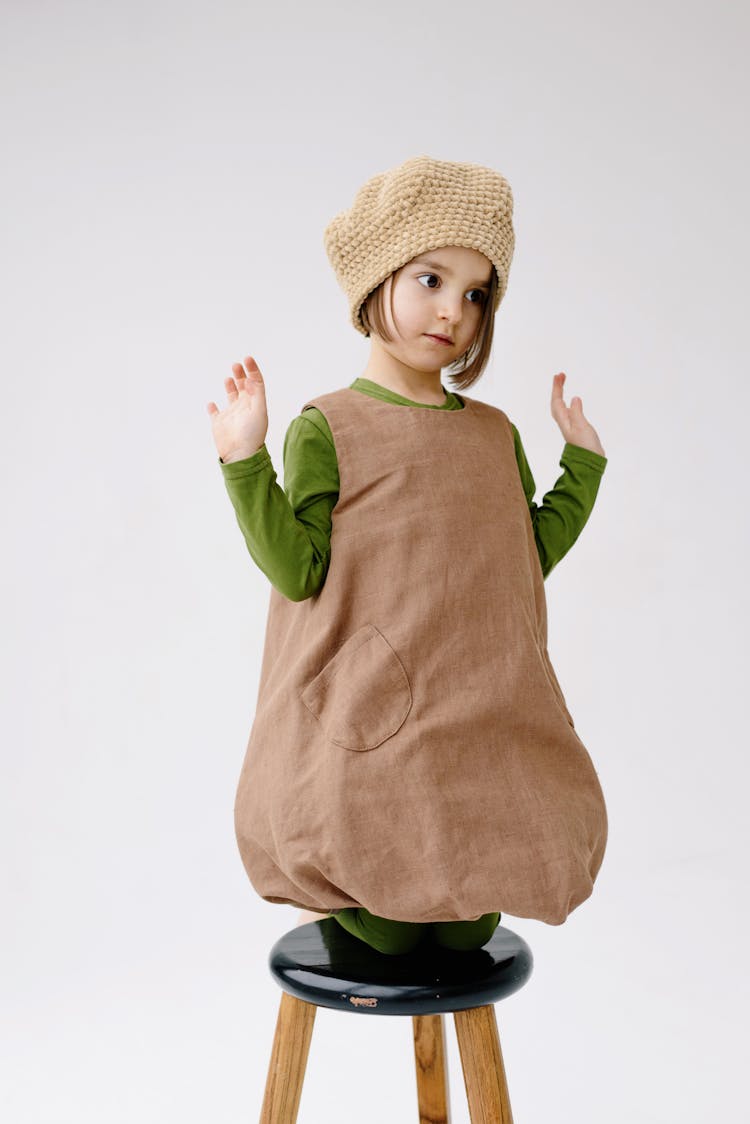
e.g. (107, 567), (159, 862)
(207, 155), (608, 957)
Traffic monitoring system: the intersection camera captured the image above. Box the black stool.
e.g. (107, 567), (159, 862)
(260, 915), (533, 1123)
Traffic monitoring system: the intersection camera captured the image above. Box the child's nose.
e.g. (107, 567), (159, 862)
(436, 300), (461, 325)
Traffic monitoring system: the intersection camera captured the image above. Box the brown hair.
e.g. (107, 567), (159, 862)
(359, 263), (499, 392)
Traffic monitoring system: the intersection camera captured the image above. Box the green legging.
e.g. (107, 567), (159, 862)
(329, 907), (502, 955)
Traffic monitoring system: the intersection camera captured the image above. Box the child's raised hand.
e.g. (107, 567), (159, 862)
(550, 372), (606, 457)
(207, 356), (269, 464)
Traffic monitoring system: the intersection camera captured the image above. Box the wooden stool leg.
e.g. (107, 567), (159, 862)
(453, 1005), (513, 1124)
(412, 1013), (452, 1123)
(260, 991), (317, 1123)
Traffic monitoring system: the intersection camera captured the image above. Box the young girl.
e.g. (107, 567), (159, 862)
(207, 155), (608, 957)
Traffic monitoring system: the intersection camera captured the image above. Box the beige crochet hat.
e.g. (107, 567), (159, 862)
(323, 154), (515, 336)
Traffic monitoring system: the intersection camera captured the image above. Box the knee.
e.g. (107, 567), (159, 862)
(370, 926), (424, 956)
(331, 908), (425, 956)
(360, 911), (425, 955)
(432, 911), (501, 952)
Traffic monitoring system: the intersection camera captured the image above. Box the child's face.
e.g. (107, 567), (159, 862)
(374, 245), (493, 375)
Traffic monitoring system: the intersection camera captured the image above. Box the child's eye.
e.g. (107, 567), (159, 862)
(416, 273), (486, 304)
(416, 272), (440, 289)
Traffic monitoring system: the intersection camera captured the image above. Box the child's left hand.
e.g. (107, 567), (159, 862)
(550, 372), (606, 457)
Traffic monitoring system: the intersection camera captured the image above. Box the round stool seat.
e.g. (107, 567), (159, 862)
(268, 916), (533, 1016)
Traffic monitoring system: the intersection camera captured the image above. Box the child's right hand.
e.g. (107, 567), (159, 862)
(207, 355), (268, 464)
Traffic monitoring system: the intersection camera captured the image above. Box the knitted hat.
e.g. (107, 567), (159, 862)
(323, 154), (515, 336)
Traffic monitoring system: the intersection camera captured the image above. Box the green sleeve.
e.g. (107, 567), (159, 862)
(218, 407), (337, 601)
(511, 423), (607, 579)
(220, 409), (606, 597)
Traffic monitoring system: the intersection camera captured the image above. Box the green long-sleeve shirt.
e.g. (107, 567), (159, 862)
(219, 376), (607, 601)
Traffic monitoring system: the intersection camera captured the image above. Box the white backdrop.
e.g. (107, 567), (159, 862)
(2, 1), (748, 1121)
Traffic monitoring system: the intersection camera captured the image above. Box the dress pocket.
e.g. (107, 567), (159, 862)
(300, 623), (412, 751)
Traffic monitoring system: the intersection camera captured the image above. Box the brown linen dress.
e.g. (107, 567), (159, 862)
(233, 387), (608, 924)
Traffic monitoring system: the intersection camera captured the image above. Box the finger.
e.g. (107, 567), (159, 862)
(224, 376), (239, 400)
(207, 402), (219, 415)
(231, 362), (247, 383)
(551, 372), (565, 401)
(242, 357), (264, 387)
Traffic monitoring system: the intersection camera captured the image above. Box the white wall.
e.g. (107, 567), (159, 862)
(2, 1), (747, 1120)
